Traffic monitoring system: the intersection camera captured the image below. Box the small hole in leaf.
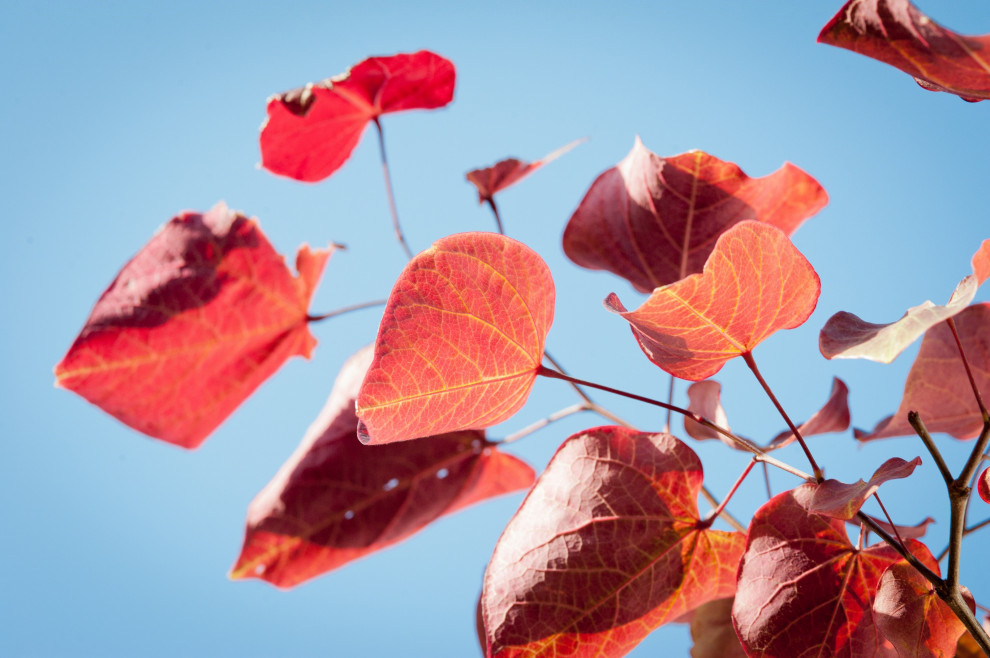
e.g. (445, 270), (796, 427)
(436, 468), (449, 479)
(383, 478), (399, 491)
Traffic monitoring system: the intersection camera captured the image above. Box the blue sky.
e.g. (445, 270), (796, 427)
(3, 1), (989, 656)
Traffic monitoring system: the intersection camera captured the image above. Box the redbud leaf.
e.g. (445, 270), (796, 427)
(819, 0), (990, 102)
(768, 377), (851, 449)
(260, 50), (455, 182)
(683, 380), (735, 445)
(852, 514), (935, 540)
(230, 346), (534, 588)
(606, 221), (820, 381)
(979, 467), (990, 504)
(466, 138), (585, 203)
(356, 232), (554, 444)
(808, 456), (922, 520)
(54, 202), (329, 449)
(563, 137), (826, 293)
(733, 484), (938, 658)
(482, 427), (745, 658)
(688, 598), (747, 658)
(874, 563), (973, 658)
(821, 239), (990, 362)
(857, 302), (990, 441)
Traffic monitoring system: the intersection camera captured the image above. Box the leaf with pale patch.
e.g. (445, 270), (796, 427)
(808, 456), (922, 520)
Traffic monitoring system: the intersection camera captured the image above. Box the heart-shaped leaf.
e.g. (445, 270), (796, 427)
(482, 426), (745, 658)
(356, 232), (554, 444)
(606, 220), (820, 381)
(819, 0), (990, 102)
(466, 138), (585, 203)
(857, 302), (990, 441)
(563, 137), (826, 293)
(808, 456), (922, 520)
(54, 202), (329, 449)
(260, 50), (455, 182)
(230, 346), (534, 588)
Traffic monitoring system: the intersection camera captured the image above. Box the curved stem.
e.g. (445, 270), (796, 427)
(701, 458), (757, 529)
(306, 298), (387, 323)
(373, 118), (413, 260)
(499, 403), (590, 444)
(485, 197), (505, 235)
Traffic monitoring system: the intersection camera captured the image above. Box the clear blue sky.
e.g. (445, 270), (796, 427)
(3, 1), (989, 656)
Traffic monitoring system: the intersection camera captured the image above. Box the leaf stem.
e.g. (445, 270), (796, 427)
(373, 118), (413, 260)
(909, 412), (953, 486)
(872, 493), (906, 550)
(701, 458), (757, 529)
(947, 317), (989, 422)
(741, 352), (823, 482)
(306, 298), (388, 323)
(499, 403), (591, 444)
(664, 376), (675, 434)
(485, 197), (505, 235)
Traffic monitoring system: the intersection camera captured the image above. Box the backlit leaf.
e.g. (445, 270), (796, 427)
(979, 467), (990, 504)
(819, 0), (990, 102)
(231, 346), (534, 588)
(482, 427), (745, 658)
(768, 377), (851, 449)
(733, 484), (938, 658)
(466, 138), (585, 203)
(808, 456), (922, 520)
(857, 302), (990, 441)
(563, 137), (826, 293)
(853, 514), (934, 540)
(688, 598), (747, 658)
(683, 380), (735, 446)
(606, 221), (820, 381)
(356, 232), (554, 444)
(821, 239), (990, 362)
(54, 202), (329, 449)
(260, 50), (455, 182)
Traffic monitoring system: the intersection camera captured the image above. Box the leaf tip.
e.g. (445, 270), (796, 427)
(603, 292), (627, 314)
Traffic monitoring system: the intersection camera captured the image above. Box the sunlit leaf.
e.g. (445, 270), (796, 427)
(54, 202), (329, 449)
(466, 138), (585, 203)
(606, 221), (820, 381)
(979, 467), (990, 504)
(563, 137), (826, 293)
(808, 456), (922, 520)
(260, 50), (455, 182)
(688, 598), (747, 658)
(683, 380), (736, 446)
(231, 346), (534, 588)
(482, 427), (745, 658)
(768, 377), (851, 449)
(852, 514), (935, 540)
(356, 232), (554, 444)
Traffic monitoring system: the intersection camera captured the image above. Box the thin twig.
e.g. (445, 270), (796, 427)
(500, 403), (590, 444)
(664, 376), (675, 434)
(908, 411), (953, 486)
(872, 493), (906, 550)
(947, 317), (989, 421)
(701, 458), (757, 528)
(306, 299), (388, 323)
(373, 118), (413, 260)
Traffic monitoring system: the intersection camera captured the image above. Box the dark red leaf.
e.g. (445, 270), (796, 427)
(606, 221), (820, 381)
(54, 202), (329, 449)
(356, 232), (554, 444)
(466, 138), (585, 203)
(230, 346), (534, 588)
(482, 427), (745, 657)
(807, 456), (922, 520)
(689, 598), (747, 658)
(260, 50), (455, 182)
(857, 302), (990, 441)
(563, 137), (826, 293)
(733, 484), (938, 657)
(819, 0), (990, 102)
(768, 377), (851, 449)
(979, 467), (990, 504)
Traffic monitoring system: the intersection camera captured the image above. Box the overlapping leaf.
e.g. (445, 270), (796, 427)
(260, 50), (455, 182)
(979, 467), (990, 504)
(482, 427), (745, 658)
(821, 239), (990, 362)
(854, 514), (934, 540)
(688, 598), (747, 658)
(54, 202), (329, 449)
(808, 456), (922, 520)
(230, 346), (534, 588)
(606, 221), (820, 381)
(733, 484), (938, 657)
(563, 138), (826, 293)
(356, 232), (554, 444)
(466, 138), (585, 203)
(768, 377), (851, 448)
(819, 0), (990, 102)
(857, 302), (990, 441)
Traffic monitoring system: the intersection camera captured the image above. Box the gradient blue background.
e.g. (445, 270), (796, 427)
(3, 2), (989, 656)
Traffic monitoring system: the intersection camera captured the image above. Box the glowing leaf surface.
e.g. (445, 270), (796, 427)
(466, 138), (584, 203)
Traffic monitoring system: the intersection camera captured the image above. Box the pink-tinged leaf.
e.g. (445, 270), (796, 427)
(563, 137), (827, 293)
(466, 138), (585, 203)
(689, 598), (747, 658)
(683, 381), (734, 445)
(356, 233), (554, 444)
(819, 0), (990, 102)
(821, 239), (990, 363)
(874, 563), (973, 658)
(768, 377), (851, 449)
(230, 346), (534, 588)
(979, 467), (990, 504)
(733, 484), (938, 658)
(857, 302), (990, 441)
(852, 514), (935, 540)
(260, 50), (455, 182)
(606, 221), (820, 381)
(54, 202), (329, 449)
(808, 456), (922, 520)
(482, 427), (745, 658)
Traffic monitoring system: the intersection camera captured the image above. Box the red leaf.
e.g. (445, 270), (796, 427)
(874, 563), (972, 657)
(821, 239), (990, 362)
(230, 346), (534, 588)
(356, 232), (554, 444)
(768, 377), (851, 449)
(54, 202), (329, 449)
(482, 427), (745, 658)
(979, 467), (990, 504)
(857, 302), (990, 441)
(683, 380), (736, 446)
(466, 138), (585, 203)
(808, 456), (922, 520)
(733, 484), (938, 657)
(563, 137), (826, 293)
(852, 514), (935, 540)
(688, 598), (747, 658)
(606, 221), (820, 381)
(818, 0), (990, 102)
(260, 50), (455, 182)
